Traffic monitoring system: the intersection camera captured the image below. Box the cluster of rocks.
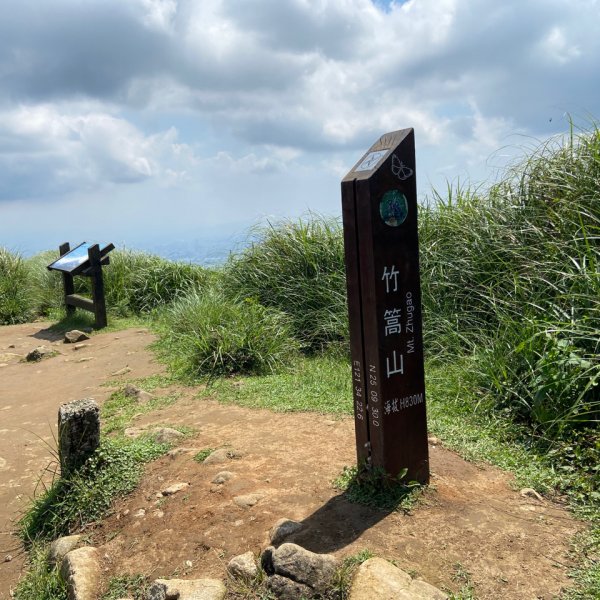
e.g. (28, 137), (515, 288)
(49, 531), (447, 600)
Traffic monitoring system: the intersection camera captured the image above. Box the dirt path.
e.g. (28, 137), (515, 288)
(0, 322), (160, 598)
(0, 323), (585, 599)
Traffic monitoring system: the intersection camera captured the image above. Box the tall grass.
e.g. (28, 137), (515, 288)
(223, 216), (348, 352)
(420, 125), (600, 438)
(0, 248), (33, 324)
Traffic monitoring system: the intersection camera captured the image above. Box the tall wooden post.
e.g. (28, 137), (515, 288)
(88, 244), (107, 329)
(59, 242), (76, 318)
(341, 129), (429, 484)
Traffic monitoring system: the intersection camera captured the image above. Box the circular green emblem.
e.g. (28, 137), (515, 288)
(380, 190), (408, 227)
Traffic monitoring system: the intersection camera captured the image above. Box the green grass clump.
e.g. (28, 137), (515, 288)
(102, 574), (150, 600)
(19, 436), (169, 543)
(333, 465), (421, 511)
(155, 288), (300, 379)
(193, 448), (216, 462)
(13, 544), (66, 600)
(224, 216), (348, 352)
(0, 247), (33, 324)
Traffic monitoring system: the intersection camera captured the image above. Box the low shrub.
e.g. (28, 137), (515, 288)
(0, 247), (33, 324)
(155, 288), (300, 379)
(223, 216), (348, 351)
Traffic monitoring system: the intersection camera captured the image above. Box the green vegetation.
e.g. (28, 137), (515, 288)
(223, 216), (348, 351)
(0, 247), (33, 324)
(155, 289), (300, 379)
(201, 353), (351, 413)
(193, 448), (216, 462)
(19, 436), (169, 543)
(102, 574), (150, 600)
(13, 544), (66, 600)
(333, 465), (421, 511)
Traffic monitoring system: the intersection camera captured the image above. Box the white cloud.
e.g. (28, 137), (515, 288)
(1, 0), (600, 246)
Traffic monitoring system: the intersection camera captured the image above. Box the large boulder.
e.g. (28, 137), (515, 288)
(60, 547), (101, 600)
(270, 543), (338, 596)
(349, 557), (447, 600)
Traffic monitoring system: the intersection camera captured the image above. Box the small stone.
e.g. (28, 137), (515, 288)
(60, 547), (101, 600)
(64, 330), (90, 343)
(76, 357), (94, 363)
(152, 427), (184, 444)
(4, 554), (12, 562)
(152, 510), (165, 518)
(111, 366), (132, 376)
(269, 518), (303, 546)
(147, 578), (226, 600)
(520, 488), (544, 502)
(49, 535), (82, 565)
(202, 449), (231, 465)
(227, 551), (258, 581)
(162, 482), (190, 496)
(26, 346), (53, 362)
(211, 471), (233, 484)
(267, 574), (314, 600)
(124, 384), (154, 403)
(7, 344), (15, 348)
(73, 343), (90, 350)
(185, 560), (193, 568)
(428, 436), (441, 445)
(134, 509), (146, 518)
(233, 493), (263, 508)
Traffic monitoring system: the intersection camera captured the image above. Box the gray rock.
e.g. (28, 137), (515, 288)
(271, 543), (338, 595)
(58, 399), (100, 477)
(64, 330), (90, 344)
(349, 557), (447, 600)
(152, 427), (184, 444)
(227, 551), (258, 581)
(267, 574), (314, 600)
(269, 518), (303, 546)
(202, 449), (231, 465)
(211, 471), (233, 484)
(49, 535), (82, 565)
(233, 493), (263, 508)
(124, 384), (154, 403)
(26, 346), (54, 362)
(60, 547), (100, 600)
(147, 578), (226, 600)
(162, 482), (190, 496)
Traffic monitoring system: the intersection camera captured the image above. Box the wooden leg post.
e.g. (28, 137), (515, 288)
(88, 244), (107, 329)
(59, 242), (76, 317)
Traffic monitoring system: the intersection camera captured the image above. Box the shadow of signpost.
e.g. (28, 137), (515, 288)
(284, 493), (394, 555)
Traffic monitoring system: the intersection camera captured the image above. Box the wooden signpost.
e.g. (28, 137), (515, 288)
(47, 242), (114, 329)
(341, 129), (429, 485)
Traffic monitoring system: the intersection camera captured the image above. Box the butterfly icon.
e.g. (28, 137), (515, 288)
(391, 154), (413, 180)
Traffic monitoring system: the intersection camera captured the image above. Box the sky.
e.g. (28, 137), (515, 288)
(0, 0), (599, 258)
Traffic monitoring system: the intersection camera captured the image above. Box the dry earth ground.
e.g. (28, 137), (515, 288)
(0, 323), (585, 599)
